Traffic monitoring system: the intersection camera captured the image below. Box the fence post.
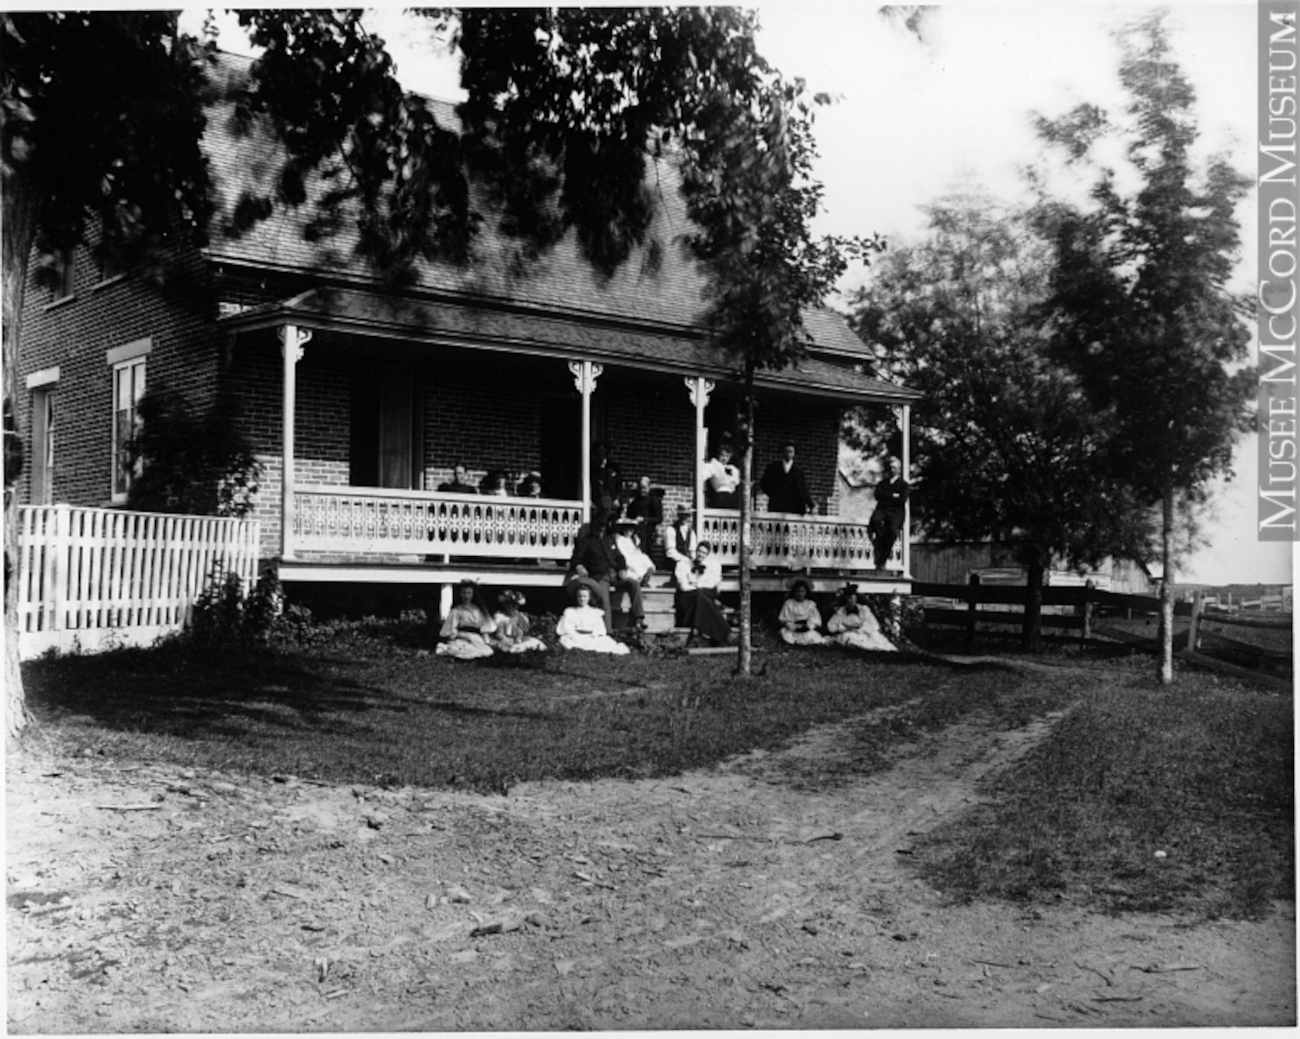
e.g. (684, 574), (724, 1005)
(1188, 588), (1204, 651)
(1081, 578), (1094, 647)
(50, 503), (71, 634)
(966, 572), (981, 649)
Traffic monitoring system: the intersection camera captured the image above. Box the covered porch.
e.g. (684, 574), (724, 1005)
(219, 287), (917, 599)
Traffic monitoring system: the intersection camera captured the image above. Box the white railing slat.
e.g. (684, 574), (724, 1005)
(15, 506), (260, 659)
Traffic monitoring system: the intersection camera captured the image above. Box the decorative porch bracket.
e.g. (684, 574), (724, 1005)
(686, 376), (715, 536)
(569, 360), (603, 524)
(279, 323), (312, 560)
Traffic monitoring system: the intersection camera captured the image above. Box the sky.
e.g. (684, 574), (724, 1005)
(201, 2), (1292, 588)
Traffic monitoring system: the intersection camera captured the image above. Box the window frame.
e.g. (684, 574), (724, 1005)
(50, 245), (76, 304)
(106, 338), (151, 504)
(26, 367), (59, 505)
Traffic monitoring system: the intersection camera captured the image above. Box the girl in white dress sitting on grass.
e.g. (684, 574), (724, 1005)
(827, 584), (896, 652)
(436, 580), (497, 659)
(778, 578), (827, 645)
(490, 590), (547, 654)
(556, 586), (630, 655)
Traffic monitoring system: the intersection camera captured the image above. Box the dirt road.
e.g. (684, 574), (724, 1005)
(7, 700), (1295, 1031)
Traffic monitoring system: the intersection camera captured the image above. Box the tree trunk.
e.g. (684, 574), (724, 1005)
(1021, 552), (1045, 653)
(2, 156), (39, 743)
(736, 377), (755, 677)
(1158, 484), (1175, 684)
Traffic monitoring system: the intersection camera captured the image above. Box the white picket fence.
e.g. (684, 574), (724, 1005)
(14, 504), (261, 659)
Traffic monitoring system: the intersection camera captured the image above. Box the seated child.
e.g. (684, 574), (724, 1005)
(436, 580), (497, 659)
(490, 590), (547, 653)
(826, 583), (896, 652)
(556, 586), (630, 655)
(778, 578), (827, 646)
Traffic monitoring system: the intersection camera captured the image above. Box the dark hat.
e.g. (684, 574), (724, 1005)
(840, 582), (860, 598)
(676, 504), (696, 518)
(613, 515), (639, 528)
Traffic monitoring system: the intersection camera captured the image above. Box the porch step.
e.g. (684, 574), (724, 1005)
(613, 584), (677, 634)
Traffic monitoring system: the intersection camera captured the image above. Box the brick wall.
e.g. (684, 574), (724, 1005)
(21, 243), (850, 558)
(15, 228), (220, 507)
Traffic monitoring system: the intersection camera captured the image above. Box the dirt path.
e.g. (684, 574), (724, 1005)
(7, 699), (1295, 1032)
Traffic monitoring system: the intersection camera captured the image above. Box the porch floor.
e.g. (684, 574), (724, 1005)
(277, 559), (912, 595)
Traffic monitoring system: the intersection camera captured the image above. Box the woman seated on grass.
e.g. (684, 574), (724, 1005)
(556, 586), (630, 655)
(827, 583), (895, 652)
(490, 590), (546, 654)
(778, 578), (827, 646)
(436, 580), (497, 659)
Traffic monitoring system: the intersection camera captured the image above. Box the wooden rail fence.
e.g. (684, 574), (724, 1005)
(16, 504), (261, 660)
(914, 579), (1293, 657)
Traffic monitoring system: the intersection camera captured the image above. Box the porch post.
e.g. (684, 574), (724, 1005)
(570, 360), (603, 524)
(278, 323), (311, 561)
(686, 376), (714, 538)
(901, 402), (911, 576)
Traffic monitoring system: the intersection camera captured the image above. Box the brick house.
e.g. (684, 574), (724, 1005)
(15, 54), (918, 613)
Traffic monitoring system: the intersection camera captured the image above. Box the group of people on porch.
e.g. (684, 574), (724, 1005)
(432, 438), (909, 573)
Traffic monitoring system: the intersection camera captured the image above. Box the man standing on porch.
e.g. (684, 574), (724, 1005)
(868, 455), (909, 570)
(566, 511), (647, 632)
(759, 441), (815, 515)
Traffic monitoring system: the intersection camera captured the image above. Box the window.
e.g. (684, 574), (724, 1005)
(107, 339), (151, 502)
(51, 246), (75, 302)
(26, 368), (58, 505)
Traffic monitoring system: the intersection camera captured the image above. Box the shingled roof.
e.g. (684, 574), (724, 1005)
(221, 285), (917, 403)
(202, 51), (894, 379)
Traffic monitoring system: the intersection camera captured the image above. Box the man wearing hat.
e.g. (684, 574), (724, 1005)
(567, 510), (646, 631)
(664, 504), (699, 566)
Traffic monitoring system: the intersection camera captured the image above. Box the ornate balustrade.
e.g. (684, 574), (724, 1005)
(701, 509), (905, 572)
(291, 486), (583, 559)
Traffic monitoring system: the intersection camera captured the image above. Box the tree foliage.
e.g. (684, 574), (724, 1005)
(1032, 11), (1254, 679)
(849, 192), (1148, 648)
(2, 7), (873, 710)
(126, 389), (263, 519)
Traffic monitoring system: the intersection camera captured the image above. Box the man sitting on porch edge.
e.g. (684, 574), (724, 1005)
(566, 510), (647, 632)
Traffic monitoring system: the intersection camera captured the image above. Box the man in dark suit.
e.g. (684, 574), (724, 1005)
(758, 441), (816, 515)
(868, 455), (909, 569)
(566, 511), (646, 631)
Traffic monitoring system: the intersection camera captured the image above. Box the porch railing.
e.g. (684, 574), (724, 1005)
(701, 509), (905, 572)
(16, 504), (261, 658)
(291, 485), (584, 559)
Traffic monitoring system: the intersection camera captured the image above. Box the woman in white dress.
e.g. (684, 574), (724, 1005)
(613, 516), (656, 585)
(827, 584), (896, 652)
(436, 581), (497, 659)
(556, 586), (630, 655)
(490, 590), (547, 654)
(778, 579), (826, 645)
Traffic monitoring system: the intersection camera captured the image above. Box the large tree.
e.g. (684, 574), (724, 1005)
(2, 12), (215, 741)
(848, 191), (1148, 649)
(2, 8), (867, 730)
(1033, 12), (1255, 681)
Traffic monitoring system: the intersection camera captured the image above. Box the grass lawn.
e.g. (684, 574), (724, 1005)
(19, 619), (1294, 919)
(910, 665), (1294, 920)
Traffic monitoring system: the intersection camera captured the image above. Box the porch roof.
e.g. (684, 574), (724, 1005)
(220, 286), (920, 404)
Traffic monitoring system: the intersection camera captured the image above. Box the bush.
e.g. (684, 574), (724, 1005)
(189, 564), (299, 645)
